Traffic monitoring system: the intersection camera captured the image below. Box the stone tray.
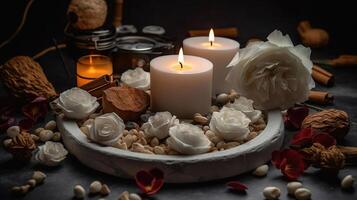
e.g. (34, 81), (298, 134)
(57, 110), (284, 183)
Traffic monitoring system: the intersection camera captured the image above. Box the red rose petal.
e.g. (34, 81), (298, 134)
(285, 106), (309, 130)
(290, 128), (314, 148)
(312, 133), (336, 148)
(272, 150), (283, 169)
(272, 149), (306, 180)
(135, 168), (164, 196)
(22, 96), (48, 122)
(226, 181), (248, 191)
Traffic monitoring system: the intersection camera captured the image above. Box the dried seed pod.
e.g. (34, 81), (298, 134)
(0, 56), (57, 100)
(67, 0), (108, 30)
(8, 131), (36, 161)
(73, 185), (86, 199)
(302, 109), (350, 140)
(263, 186), (281, 200)
(252, 164), (269, 177)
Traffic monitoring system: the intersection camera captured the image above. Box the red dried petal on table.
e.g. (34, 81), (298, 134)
(135, 168), (164, 196)
(226, 181), (248, 191)
(312, 133), (336, 148)
(272, 149), (306, 180)
(22, 96), (48, 122)
(290, 128), (314, 148)
(284, 106), (309, 130)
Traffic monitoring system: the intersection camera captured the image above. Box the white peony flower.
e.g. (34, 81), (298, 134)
(121, 67), (150, 90)
(210, 107), (251, 141)
(225, 96), (262, 123)
(51, 87), (99, 120)
(226, 30), (315, 110)
(167, 123), (211, 155)
(86, 112), (125, 146)
(141, 111), (179, 139)
(35, 141), (68, 166)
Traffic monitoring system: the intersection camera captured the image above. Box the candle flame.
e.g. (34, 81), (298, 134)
(209, 28), (214, 46)
(178, 47), (184, 68)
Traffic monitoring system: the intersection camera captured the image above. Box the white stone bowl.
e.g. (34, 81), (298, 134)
(57, 110), (283, 183)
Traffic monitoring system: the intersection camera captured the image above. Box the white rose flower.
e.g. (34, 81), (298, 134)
(210, 107), (251, 141)
(226, 30), (315, 110)
(121, 67), (150, 90)
(51, 87), (99, 120)
(167, 123), (211, 155)
(86, 112), (125, 146)
(225, 96), (262, 123)
(35, 141), (68, 166)
(141, 111), (179, 139)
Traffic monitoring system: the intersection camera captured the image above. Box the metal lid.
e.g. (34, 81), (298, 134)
(116, 36), (174, 52)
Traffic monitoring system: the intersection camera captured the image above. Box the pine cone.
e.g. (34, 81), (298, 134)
(0, 56), (57, 100)
(7, 131), (36, 162)
(302, 109), (350, 140)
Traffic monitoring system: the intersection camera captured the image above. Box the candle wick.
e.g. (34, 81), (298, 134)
(210, 41), (213, 46)
(179, 62), (183, 69)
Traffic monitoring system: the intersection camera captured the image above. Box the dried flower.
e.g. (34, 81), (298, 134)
(210, 107), (251, 141)
(22, 96), (48, 122)
(86, 113), (125, 146)
(226, 181), (248, 192)
(141, 111), (179, 139)
(226, 30), (314, 110)
(35, 141), (68, 166)
(290, 128), (336, 149)
(7, 131), (36, 161)
(121, 68), (150, 91)
(284, 106), (309, 130)
(167, 123), (211, 155)
(272, 149), (306, 180)
(135, 168), (164, 196)
(51, 87), (99, 120)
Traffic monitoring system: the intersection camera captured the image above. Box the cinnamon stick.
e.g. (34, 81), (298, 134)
(80, 75), (118, 98)
(112, 0), (124, 28)
(308, 91), (334, 105)
(188, 27), (239, 38)
(312, 65), (334, 86)
(329, 55), (357, 66)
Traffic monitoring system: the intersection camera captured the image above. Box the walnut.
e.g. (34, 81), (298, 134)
(7, 131), (36, 162)
(67, 0), (107, 30)
(302, 109), (349, 140)
(0, 56), (57, 100)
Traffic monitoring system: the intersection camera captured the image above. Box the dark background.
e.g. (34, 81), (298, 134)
(1, 0), (357, 200)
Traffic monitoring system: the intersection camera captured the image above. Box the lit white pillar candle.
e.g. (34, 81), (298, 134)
(183, 29), (240, 95)
(150, 48), (213, 119)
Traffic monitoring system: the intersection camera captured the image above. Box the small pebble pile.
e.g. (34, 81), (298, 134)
(11, 171), (47, 195)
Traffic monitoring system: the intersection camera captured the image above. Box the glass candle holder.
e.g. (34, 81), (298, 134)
(76, 55), (113, 87)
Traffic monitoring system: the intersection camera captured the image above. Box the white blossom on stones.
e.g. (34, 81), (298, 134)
(86, 112), (125, 146)
(51, 87), (99, 120)
(225, 96), (262, 123)
(226, 30), (315, 110)
(35, 141), (68, 166)
(167, 123), (211, 155)
(121, 67), (150, 91)
(141, 111), (179, 139)
(210, 107), (251, 141)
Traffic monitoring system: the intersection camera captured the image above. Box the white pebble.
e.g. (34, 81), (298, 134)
(3, 138), (12, 148)
(73, 185), (86, 199)
(252, 164), (269, 177)
(287, 181), (303, 195)
(216, 93), (229, 104)
(294, 188), (311, 200)
(89, 180), (102, 194)
(129, 193), (142, 200)
(6, 126), (20, 138)
(39, 130), (54, 142)
(118, 191), (130, 200)
(341, 175), (355, 189)
(44, 120), (57, 130)
(263, 186), (281, 200)
(32, 171), (47, 184)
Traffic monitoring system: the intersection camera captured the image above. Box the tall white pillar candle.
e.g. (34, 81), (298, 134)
(150, 50), (213, 119)
(183, 30), (239, 95)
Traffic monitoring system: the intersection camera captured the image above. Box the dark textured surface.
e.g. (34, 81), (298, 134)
(1, 0), (357, 199)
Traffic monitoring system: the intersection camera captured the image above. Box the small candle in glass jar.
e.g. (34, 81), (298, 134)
(76, 55), (113, 87)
